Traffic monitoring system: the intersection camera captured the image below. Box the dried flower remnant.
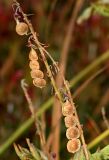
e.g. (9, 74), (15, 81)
(66, 126), (80, 139)
(29, 48), (46, 88)
(67, 139), (81, 153)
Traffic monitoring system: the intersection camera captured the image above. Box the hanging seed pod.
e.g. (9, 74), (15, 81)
(28, 48), (46, 88)
(16, 21), (29, 36)
(67, 139), (81, 153)
(64, 115), (77, 128)
(62, 100), (73, 116)
(29, 60), (40, 70)
(30, 70), (44, 79)
(33, 78), (46, 88)
(29, 48), (38, 60)
(66, 126), (80, 139)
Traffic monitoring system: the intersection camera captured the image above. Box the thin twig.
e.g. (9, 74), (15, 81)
(21, 79), (34, 114)
(21, 79), (49, 158)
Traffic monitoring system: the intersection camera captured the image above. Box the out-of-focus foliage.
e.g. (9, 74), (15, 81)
(73, 145), (109, 160)
(15, 141), (109, 160)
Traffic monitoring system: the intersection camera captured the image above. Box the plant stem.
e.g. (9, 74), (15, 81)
(51, 0), (84, 158)
(21, 80), (49, 158)
(0, 51), (109, 155)
(22, 3), (89, 159)
(21, 9), (63, 107)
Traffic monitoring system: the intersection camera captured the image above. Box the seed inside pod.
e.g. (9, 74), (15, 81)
(64, 115), (77, 128)
(66, 126), (80, 139)
(29, 48), (38, 60)
(33, 78), (46, 88)
(67, 139), (81, 153)
(29, 60), (40, 70)
(62, 100), (73, 116)
(16, 22), (29, 35)
(30, 70), (44, 79)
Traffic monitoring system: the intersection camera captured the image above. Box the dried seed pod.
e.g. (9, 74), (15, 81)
(66, 126), (80, 139)
(33, 78), (46, 88)
(30, 70), (44, 79)
(29, 60), (40, 70)
(62, 100), (73, 116)
(67, 139), (81, 153)
(29, 48), (38, 60)
(64, 115), (77, 128)
(16, 21), (29, 35)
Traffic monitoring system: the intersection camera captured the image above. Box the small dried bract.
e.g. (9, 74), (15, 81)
(67, 139), (81, 153)
(64, 115), (77, 128)
(66, 126), (80, 139)
(16, 21), (29, 35)
(33, 78), (46, 88)
(62, 100), (73, 116)
(29, 48), (38, 60)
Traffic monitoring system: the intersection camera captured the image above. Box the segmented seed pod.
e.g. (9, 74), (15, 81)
(33, 78), (46, 88)
(29, 48), (38, 60)
(29, 60), (40, 70)
(16, 21), (29, 35)
(67, 139), (81, 153)
(66, 126), (80, 139)
(30, 70), (44, 79)
(29, 47), (46, 88)
(64, 115), (77, 128)
(62, 100), (73, 116)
